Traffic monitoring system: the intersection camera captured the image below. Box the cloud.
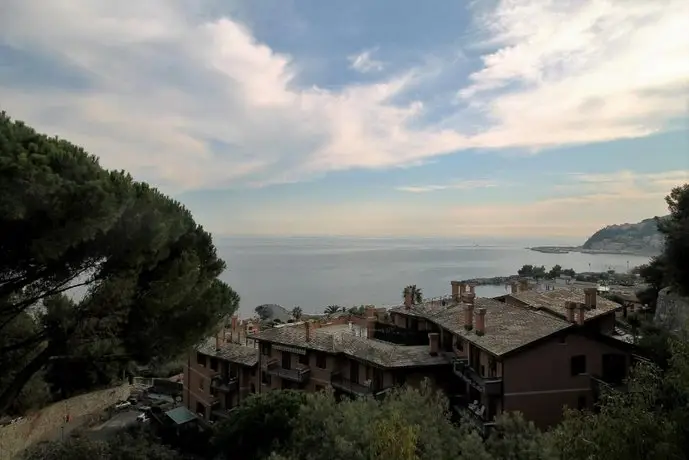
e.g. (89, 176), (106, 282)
(348, 48), (384, 73)
(460, 0), (689, 149)
(212, 169), (687, 238)
(0, 0), (687, 193)
(396, 180), (500, 193)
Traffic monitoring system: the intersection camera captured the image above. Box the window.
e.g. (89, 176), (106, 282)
(558, 335), (567, 344)
(196, 402), (205, 416)
(316, 353), (327, 369)
(571, 355), (587, 376)
(455, 336), (464, 352)
(261, 343), (271, 356)
(250, 383), (256, 393)
(262, 371), (271, 385)
(577, 395), (587, 410)
(197, 353), (206, 367)
(199, 378), (204, 390)
(251, 367), (256, 376)
(210, 358), (218, 371)
(299, 353), (309, 365)
(315, 385), (325, 392)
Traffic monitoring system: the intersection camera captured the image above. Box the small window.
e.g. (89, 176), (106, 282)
(577, 395), (587, 410)
(262, 371), (271, 385)
(455, 337), (464, 352)
(316, 353), (327, 369)
(559, 335), (567, 344)
(199, 378), (204, 390)
(261, 343), (271, 356)
(250, 383), (256, 393)
(571, 355), (587, 376)
(210, 358), (218, 371)
(196, 402), (205, 416)
(251, 367), (257, 376)
(197, 353), (206, 367)
(299, 353), (309, 365)
(315, 385), (325, 392)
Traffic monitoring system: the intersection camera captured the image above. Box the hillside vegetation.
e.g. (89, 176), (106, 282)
(582, 216), (667, 255)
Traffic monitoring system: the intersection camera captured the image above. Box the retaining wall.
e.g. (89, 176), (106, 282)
(0, 384), (130, 460)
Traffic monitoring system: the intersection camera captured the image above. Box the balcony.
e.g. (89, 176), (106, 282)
(590, 374), (627, 407)
(266, 361), (311, 383)
(450, 396), (495, 437)
(451, 357), (503, 396)
(211, 375), (239, 393)
(330, 372), (388, 397)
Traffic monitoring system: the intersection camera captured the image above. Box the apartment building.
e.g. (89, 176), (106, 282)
(388, 281), (633, 431)
(247, 308), (449, 399)
(183, 317), (260, 423)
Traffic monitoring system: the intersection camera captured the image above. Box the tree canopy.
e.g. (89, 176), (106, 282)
(0, 112), (239, 413)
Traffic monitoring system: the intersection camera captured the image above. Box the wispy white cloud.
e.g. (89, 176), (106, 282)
(348, 48), (385, 73)
(396, 180), (500, 193)
(460, 0), (689, 149)
(0, 0), (686, 193)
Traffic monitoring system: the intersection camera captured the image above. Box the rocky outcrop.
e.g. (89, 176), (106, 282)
(654, 287), (689, 333)
(581, 216), (666, 256)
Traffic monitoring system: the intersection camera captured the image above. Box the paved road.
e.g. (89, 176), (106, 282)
(85, 410), (141, 441)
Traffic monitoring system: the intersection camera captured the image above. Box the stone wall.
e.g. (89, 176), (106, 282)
(654, 287), (689, 333)
(0, 384), (130, 460)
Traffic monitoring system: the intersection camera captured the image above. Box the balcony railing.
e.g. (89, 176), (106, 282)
(211, 375), (239, 393)
(266, 362), (311, 383)
(330, 372), (389, 397)
(450, 396), (495, 436)
(452, 357), (503, 396)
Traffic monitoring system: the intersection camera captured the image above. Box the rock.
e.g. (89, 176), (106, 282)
(654, 287), (689, 333)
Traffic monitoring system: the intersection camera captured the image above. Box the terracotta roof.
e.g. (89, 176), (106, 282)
(196, 338), (259, 367)
(391, 297), (571, 356)
(507, 287), (620, 321)
(249, 323), (448, 368)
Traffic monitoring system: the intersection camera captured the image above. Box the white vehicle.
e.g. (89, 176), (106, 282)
(136, 413), (150, 423)
(114, 401), (132, 411)
(138, 405), (152, 412)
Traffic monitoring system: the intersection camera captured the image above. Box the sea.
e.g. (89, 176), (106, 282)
(218, 237), (652, 318)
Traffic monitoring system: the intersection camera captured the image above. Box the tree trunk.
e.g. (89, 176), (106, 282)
(0, 344), (55, 413)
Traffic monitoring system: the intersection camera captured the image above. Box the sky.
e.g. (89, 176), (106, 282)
(1, 0), (688, 239)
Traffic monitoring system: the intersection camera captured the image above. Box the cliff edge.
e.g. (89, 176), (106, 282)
(581, 216), (667, 256)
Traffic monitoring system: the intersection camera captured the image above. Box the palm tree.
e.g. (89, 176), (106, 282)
(402, 285), (423, 305)
(324, 305), (341, 315)
(291, 306), (303, 321)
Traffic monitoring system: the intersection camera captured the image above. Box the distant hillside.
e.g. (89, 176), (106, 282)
(581, 216), (667, 256)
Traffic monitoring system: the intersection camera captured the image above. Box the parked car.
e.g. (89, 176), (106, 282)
(114, 401), (132, 411)
(136, 413), (150, 423)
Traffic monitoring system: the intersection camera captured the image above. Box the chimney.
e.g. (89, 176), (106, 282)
(231, 315), (238, 331)
(428, 332), (440, 356)
(469, 284), (476, 295)
(451, 281), (460, 302)
(461, 292), (476, 305)
(510, 282), (518, 294)
(519, 279), (529, 292)
(215, 330), (222, 351)
(365, 306), (376, 318)
(366, 317), (376, 339)
(584, 288), (597, 309)
(475, 308), (486, 335)
(565, 301), (577, 323)
(464, 303), (475, 330)
(459, 283), (467, 296)
(305, 321), (312, 342)
(576, 303), (586, 326)
(404, 291), (412, 309)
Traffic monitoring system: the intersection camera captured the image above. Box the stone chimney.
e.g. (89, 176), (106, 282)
(475, 308), (486, 335)
(577, 303), (586, 326)
(365, 306), (376, 318)
(428, 332), (440, 356)
(404, 291), (412, 309)
(519, 279), (529, 292)
(469, 284), (476, 295)
(305, 321), (312, 342)
(459, 282), (467, 296)
(451, 281), (460, 302)
(565, 301), (577, 323)
(584, 288), (597, 309)
(464, 303), (475, 330)
(215, 329), (222, 351)
(366, 317), (376, 339)
(231, 315), (238, 331)
(510, 282), (518, 294)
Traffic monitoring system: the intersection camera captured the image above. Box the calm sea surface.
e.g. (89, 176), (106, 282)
(218, 237), (652, 317)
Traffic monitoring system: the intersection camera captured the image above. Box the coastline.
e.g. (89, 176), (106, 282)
(528, 246), (660, 257)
